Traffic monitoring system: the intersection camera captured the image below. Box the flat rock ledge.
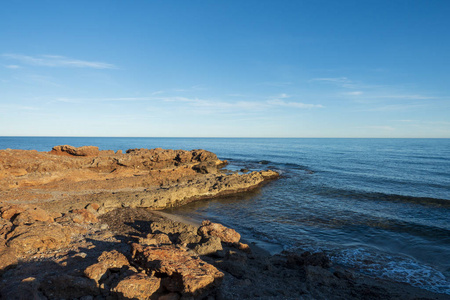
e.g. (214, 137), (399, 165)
(0, 146), (279, 214)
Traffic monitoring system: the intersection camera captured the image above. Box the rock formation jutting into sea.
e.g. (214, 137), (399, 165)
(0, 145), (446, 299)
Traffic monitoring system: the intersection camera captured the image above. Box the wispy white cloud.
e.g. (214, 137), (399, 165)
(173, 85), (207, 92)
(367, 126), (395, 131)
(376, 94), (437, 100)
(2, 54), (116, 69)
(365, 104), (426, 111)
(267, 93), (324, 109)
(310, 76), (360, 89)
(258, 81), (292, 87)
(0, 104), (40, 111)
(5, 65), (20, 69)
(311, 77), (349, 83)
(345, 91), (364, 96)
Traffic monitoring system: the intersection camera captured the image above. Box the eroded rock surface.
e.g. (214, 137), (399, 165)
(0, 146), (278, 215)
(132, 243), (224, 297)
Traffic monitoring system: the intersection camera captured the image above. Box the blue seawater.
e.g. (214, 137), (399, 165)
(1, 137), (449, 294)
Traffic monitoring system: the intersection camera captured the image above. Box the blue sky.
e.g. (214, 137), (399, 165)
(1, 0), (449, 137)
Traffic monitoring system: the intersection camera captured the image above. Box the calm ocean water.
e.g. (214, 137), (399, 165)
(1, 137), (449, 294)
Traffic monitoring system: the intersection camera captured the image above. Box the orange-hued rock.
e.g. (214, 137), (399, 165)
(232, 242), (252, 253)
(1, 205), (54, 226)
(0, 245), (17, 271)
(72, 209), (98, 224)
(131, 243), (224, 297)
(84, 250), (130, 284)
(0, 218), (12, 238)
(198, 220), (241, 244)
(49, 145), (100, 156)
(1, 205), (28, 220)
(112, 273), (161, 300)
(0, 146), (278, 214)
(6, 223), (71, 254)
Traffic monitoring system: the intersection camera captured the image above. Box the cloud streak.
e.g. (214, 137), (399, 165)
(2, 54), (116, 69)
(267, 93), (324, 109)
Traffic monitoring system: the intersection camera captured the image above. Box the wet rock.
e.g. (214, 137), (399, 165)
(131, 243), (224, 297)
(198, 220), (240, 244)
(112, 273), (161, 300)
(6, 223), (71, 254)
(287, 251), (332, 268)
(84, 250), (130, 284)
(193, 236), (223, 256)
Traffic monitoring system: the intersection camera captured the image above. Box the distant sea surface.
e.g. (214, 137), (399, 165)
(1, 137), (449, 294)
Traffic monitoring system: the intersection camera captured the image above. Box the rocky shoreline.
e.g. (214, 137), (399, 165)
(0, 146), (448, 299)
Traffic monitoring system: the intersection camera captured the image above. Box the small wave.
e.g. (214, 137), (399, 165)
(332, 248), (450, 295)
(317, 187), (450, 208)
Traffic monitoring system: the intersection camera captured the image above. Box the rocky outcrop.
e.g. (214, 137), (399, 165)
(198, 220), (241, 244)
(49, 145), (101, 156)
(112, 273), (161, 300)
(0, 205), (447, 300)
(0, 146), (277, 215)
(131, 243), (224, 297)
(84, 250), (131, 284)
(97, 170), (280, 211)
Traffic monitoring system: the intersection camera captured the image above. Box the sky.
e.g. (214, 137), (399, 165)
(0, 0), (449, 138)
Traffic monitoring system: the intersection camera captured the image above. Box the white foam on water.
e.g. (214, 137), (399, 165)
(332, 248), (450, 295)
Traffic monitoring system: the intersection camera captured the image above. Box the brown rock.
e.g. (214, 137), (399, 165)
(85, 202), (100, 214)
(193, 236), (223, 256)
(0, 245), (17, 271)
(112, 273), (161, 300)
(192, 161), (218, 174)
(72, 209), (99, 224)
(0, 218), (12, 238)
(176, 232), (201, 245)
(12, 207), (54, 225)
(146, 233), (172, 245)
(50, 145), (100, 156)
(1, 204), (27, 221)
(198, 220), (240, 244)
(150, 220), (197, 235)
(232, 242), (252, 253)
(6, 223), (71, 254)
(84, 250), (130, 284)
(131, 243), (223, 297)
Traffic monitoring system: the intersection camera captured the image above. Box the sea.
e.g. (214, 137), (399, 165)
(1, 137), (449, 295)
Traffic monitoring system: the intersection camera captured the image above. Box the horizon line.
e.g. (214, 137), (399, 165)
(0, 135), (449, 139)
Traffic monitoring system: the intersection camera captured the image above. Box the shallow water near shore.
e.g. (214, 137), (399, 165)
(2, 137), (449, 295)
